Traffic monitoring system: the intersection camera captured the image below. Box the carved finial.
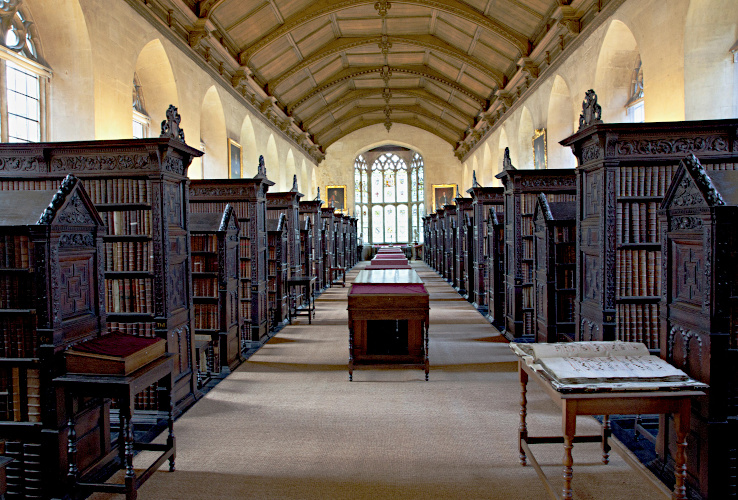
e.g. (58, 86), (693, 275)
(38, 174), (79, 225)
(291, 174), (298, 192)
(681, 154), (726, 206)
(384, 119), (392, 132)
(456, 185), (460, 198)
(160, 105), (186, 142)
(257, 155), (266, 177)
(503, 147), (515, 170)
(220, 204), (235, 232)
(578, 89), (602, 130)
(472, 170), (480, 187)
(538, 193), (553, 220)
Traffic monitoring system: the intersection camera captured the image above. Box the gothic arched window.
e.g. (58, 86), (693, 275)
(132, 72), (150, 138)
(626, 55), (644, 123)
(355, 149), (424, 244)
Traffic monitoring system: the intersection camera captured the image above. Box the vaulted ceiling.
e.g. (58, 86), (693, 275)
(169, 0), (610, 159)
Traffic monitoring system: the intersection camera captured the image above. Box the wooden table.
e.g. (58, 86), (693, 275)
(517, 359), (704, 500)
(329, 266), (345, 287)
(287, 275), (316, 324)
(348, 269), (429, 381)
(55, 355), (176, 500)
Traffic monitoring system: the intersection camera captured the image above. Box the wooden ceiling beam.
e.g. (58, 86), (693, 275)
(321, 117), (458, 149)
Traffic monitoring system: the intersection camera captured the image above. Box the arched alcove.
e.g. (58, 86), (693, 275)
(594, 20), (641, 123)
(546, 75), (577, 169)
(239, 114), (258, 177)
(285, 149), (296, 191)
(496, 128), (511, 186)
(300, 159), (309, 197)
(517, 107), (534, 169)
(482, 143), (494, 187)
(311, 169), (318, 200)
(133, 39), (178, 138)
(265, 134), (279, 187)
(199, 86), (228, 179)
(470, 157), (479, 192)
(684, 0), (738, 119)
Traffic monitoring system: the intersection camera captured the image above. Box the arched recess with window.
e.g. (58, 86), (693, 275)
(132, 39), (178, 139)
(354, 146), (425, 245)
(595, 20), (643, 123)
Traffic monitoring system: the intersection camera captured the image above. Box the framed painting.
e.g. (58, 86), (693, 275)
(326, 185), (347, 212)
(533, 129), (547, 170)
(432, 184), (456, 211)
(228, 138), (242, 179)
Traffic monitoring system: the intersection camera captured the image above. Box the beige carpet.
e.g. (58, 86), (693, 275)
(91, 262), (667, 500)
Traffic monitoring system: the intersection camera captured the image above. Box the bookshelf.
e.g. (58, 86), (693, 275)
(0, 175), (110, 498)
(188, 162), (274, 345)
(533, 194), (576, 343)
(422, 216), (430, 266)
(334, 214), (346, 270)
(267, 214), (288, 330)
(454, 196), (473, 296)
(190, 205), (240, 386)
(561, 109), (738, 349)
(429, 212), (440, 271)
(299, 197), (324, 290)
(659, 156), (738, 500)
(0, 113), (203, 413)
(467, 185), (504, 311)
(442, 205), (456, 283)
(267, 177), (303, 282)
(496, 153), (576, 338)
(348, 216), (358, 267)
(320, 207), (335, 286)
(486, 207), (506, 329)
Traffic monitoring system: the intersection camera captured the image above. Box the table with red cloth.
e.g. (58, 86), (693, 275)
(348, 269), (429, 380)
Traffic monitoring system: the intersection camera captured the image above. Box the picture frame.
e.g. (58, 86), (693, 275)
(432, 184), (456, 211)
(228, 138), (242, 179)
(533, 128), (547, 170)
(326, 185), (347, 213)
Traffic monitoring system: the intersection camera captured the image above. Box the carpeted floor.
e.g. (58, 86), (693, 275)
(91, 262), (668, 500)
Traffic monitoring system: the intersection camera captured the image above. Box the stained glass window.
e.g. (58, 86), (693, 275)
(384, 205), (396, 243)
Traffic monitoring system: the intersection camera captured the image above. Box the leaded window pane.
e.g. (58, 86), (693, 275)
(372, 169), (383, 203)
(397, 204), (408, 242)
(373, 206), (383, 242)
(384, 205), (395, 243)
(384, 169), (395, 203)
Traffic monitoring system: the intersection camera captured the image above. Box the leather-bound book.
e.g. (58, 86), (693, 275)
(66, 331), (166, 375)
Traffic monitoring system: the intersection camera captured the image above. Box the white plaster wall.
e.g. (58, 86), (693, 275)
(319, 123), (462, 216)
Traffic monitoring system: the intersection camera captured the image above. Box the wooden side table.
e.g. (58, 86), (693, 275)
(287, 276), (316, 324)
(55, 355), (176, 500)
(329, 266), (345, 287)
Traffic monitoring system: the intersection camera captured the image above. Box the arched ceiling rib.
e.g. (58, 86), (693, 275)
(184, 0), (580, 152)
(322, 118), (459, 148)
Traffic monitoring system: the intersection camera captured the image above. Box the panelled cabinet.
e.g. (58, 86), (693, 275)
(299, 198), (324, 290)
(267, 214), (288, 330)
(267, 180), (303, 281)
(486, 207), (506, 329)
(467, 185), (504, 310)
(454, 195), (473, 296)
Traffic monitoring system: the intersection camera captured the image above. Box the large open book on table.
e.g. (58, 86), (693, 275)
(510, 341), (708, 393)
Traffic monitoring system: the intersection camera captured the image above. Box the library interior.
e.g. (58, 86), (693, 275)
(0, 0), (736, 499)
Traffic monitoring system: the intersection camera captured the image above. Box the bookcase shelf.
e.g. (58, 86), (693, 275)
(454, 195), (473, 297)
(485, 207), (505, 328)
(300, 198), (324, 291)
(267, 184), (303, 283)
(321, 207), (336, 286)
(267, 214), (288, 330)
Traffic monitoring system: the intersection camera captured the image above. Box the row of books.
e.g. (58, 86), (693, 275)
(82, 178), (151, 205)
(616, 249), (662, 297)
(557, 294), (576, 323)
(102, 210), (152, 236)
(194, 304), (220, 330)
(0, 276), (31, 309)
(105, 278), (153, 314)
(0, 316), (37, 358)
(107, 321), (155, 337)
(191, 235), (218, 253)
(522, 239), (534, 260)
(239, 301), (252, 322)
(0, 236), (30, 269)
(192, 255), (218, 273)
(616, 302), (660, 349)
(557, 268), (575, 289)
(553, 226), (575, 243)
(522, 311), (534, 336)
(521, 262), (534, 282)
(0, 368), (41, 422)
(239, 239), (252, 259)
(193, 277), (218, 297)
(104, 241), (151, 272)
(520, 193), (576, 214)
(617, 201), (659, 244)
(555, 243), (576, 264)
(191, 201), (251, 219)
(239, 281), (252, 300)
(522, 285), (533, 308)
(617, 165), (678, 198)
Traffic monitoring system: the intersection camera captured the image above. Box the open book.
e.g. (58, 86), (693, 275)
(510, 341), (708, 393)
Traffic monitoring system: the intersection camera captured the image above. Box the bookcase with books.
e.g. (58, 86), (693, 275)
(560, 93), (738, 350)
(320, 207), (335, 285)
(300, 216), (313, 279)
(422, 216), (430, 265)
(348, 216), (358, 267)
(486, 207), (506, 329)
(299, 197), (323, 289)
(0, 175), (112, 498)
(189, 205), (240, 385)
(433, 210), (443, 274)
(467, 182), (504, 311)
(267, 176), (303, 282)
(0, 110), (203, 413)
(188, 158), (274, 345)
(442, 205), (456, 284)
(533, 194), (576, 343)
(335, 214), (346, 270)
(454, 194), (473, 296)
(267, 214), (288, 330)
(496, 149), (576, 338)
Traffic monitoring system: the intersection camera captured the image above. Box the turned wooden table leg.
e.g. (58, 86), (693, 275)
(562, 401), (577, 500)
(518, 360), (528, 466)
(673, 400), (691, 500)
(601, 414), (611, 464)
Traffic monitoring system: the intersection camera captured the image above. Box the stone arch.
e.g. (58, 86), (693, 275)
(300, 159), (309, 197)
(285, 149), (296, 191)
(265, 134), (279, 187)
(239, 114), (258, 177)
(311, 169), (318, 200)
(594, 20), (641, 123)
(482, 143), (493, 187)
(546, 75), (577, 169)
(134, 39), (178, 138)
(199, 86), (227, 179)
(26, 0), (95, 140)
(684, 0), (738, 119)
(517, 107), (534, 169)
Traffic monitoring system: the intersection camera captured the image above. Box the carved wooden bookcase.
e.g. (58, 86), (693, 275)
(348, 217), (358, 267)
(486, 207), (506, 329)
(334, 214), (346, 270)
(422, 216), (430, 266)
(320, 207), (336, 285)
(0, 175), (110, 499)
(0, 117), (203, 413)
(434, 210), (444, 275)
(496, 159), (576, 338)
(267, 214), (288, 330)
(454, 195), (473, 297)
(659, 155), (738, 500)
(267, 178), (303, 282)
(299, 198), (324, 290)
(561, 114), (738, 348)
(467, 185), (504, 310)
(188, 165), (274, 345)
(189, 205), (240, 382)
(300, 216), (313, 283)
(442, 205), (456, 284)
(533, 194), (576, 343)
